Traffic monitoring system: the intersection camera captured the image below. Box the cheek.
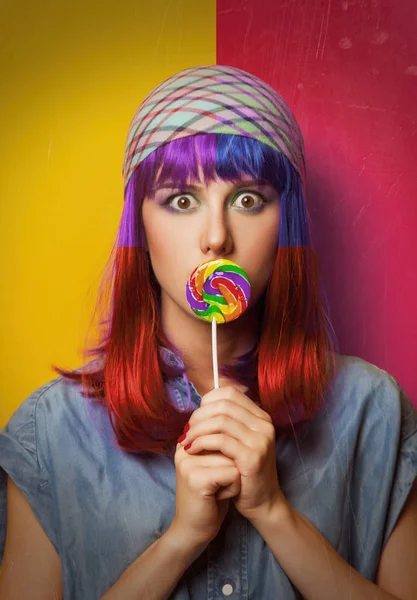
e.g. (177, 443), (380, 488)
(243, 215), (279, 295)
(142, 206), (192, 297)
(143, 206), (176, 256)
(244, 212), (279, 260)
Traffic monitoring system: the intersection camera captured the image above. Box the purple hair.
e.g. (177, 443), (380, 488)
(118, 133), (311, 248)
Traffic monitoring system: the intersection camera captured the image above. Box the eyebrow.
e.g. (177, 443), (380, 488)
(154, 179), (271, 191)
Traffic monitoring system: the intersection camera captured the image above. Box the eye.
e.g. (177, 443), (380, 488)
(165, 193), (199, 211)
(232, 191), (265, 211)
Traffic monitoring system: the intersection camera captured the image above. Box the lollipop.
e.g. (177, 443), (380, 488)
(186, 259), (251, 388)
(186, 259), (251, 323)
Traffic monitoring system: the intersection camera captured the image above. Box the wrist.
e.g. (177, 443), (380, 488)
(246, 494), (295, 532)
(165, 520), (211, 559)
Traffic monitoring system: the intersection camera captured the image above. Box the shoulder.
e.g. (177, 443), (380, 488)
(304, 354), (417, 486)
(332, 353), (400, 396)
(306, 355), (417, 574)
(325, 354), (416, 440)
(0, 377), (72, 562)
(329, 355), (417, 535)
(0, 370), (110, 563)
(0, 369), (105, 491)
(3, 375), (89, 453)
(1, 377), (67, 461)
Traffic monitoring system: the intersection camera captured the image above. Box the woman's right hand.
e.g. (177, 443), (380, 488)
(171, 442), (241, 546)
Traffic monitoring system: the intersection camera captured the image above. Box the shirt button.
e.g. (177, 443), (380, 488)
(222, 583), (234, 596)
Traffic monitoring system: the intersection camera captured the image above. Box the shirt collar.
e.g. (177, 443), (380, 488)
(159, 346), (185, 368)
(159, 346), (202, 408)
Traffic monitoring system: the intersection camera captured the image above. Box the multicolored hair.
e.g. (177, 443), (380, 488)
(53, 133), (338, 455)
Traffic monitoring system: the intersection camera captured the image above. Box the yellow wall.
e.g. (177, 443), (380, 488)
(0, 0), (216, 426)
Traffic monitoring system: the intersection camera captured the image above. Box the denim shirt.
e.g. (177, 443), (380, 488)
(0, 352), (416, 600)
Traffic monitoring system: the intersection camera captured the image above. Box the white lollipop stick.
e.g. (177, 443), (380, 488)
(212, 318), (219, 389)
(186, 259), (251, 391)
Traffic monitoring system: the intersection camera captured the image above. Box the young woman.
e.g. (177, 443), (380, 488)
(0, 65), (416, 600)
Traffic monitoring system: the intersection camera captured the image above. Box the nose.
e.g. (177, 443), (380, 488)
(200, 206), (234, 257)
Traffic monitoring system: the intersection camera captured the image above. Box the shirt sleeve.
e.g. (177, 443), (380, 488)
(0, 382), (60, 564)
(344, 366), (417, 580)
(381, 377), (417, 549)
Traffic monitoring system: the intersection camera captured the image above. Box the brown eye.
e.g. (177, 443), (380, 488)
(240, 195), (255, 208)
(177, 196), (191, 209)
(233, 191), (265, 211)
(167, 193), (198, 211)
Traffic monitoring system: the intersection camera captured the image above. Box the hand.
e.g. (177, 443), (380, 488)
(179, 386), (286, 523)
(172, 439), (241, 546)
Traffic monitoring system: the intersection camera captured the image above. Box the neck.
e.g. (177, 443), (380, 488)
(160, 294), (261, 395)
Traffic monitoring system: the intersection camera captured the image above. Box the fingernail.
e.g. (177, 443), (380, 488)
(184, 423), (190, 433)
(178, 433), (186, 443)
(184, 442), (193, 451)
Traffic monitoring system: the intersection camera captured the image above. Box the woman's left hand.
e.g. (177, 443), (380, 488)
(179, 386), (286, 523)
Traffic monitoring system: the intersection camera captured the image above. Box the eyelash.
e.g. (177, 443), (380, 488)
(161, 190), (268, 213)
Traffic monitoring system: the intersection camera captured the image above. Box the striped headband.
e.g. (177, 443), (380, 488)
(122, 64), (306, 190)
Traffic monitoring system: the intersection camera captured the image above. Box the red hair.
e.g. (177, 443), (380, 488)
(53, 135), (337, 456)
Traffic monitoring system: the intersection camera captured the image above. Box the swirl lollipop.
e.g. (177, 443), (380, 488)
(186, 259), (251, 388)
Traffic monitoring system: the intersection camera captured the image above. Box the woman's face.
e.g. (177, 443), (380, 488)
(142, 169), (280, 320)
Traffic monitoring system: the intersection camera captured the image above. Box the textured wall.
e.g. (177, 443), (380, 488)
(0, 0), (216, 425)
(217, 0), (417, 404)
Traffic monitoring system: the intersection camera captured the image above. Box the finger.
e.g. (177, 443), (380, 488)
(199, 386), (271, 423)
(185, 434), (250, 469)
(183, 414), (262, 450)
(189, 400), (256, 429)
(216, 476), (241, 500)
(186, 404), (275, 451)
(175, 444), (236, 467)
(189, 466), (240, 496)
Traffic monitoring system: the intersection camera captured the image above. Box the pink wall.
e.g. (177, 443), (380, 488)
(217, 0), (417, 405)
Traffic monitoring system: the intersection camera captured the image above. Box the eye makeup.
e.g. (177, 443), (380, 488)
(157, 189), (271, 214)
(229, 190), (270, 212)
(153, 179), (277, 214)
(160, 193), (199, 213)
